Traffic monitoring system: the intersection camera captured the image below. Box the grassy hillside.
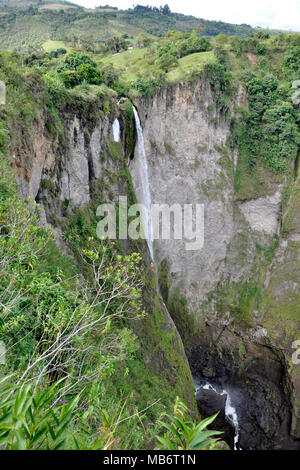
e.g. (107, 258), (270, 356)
(101, 47), (215, 85)
(0, 0), (258, 52)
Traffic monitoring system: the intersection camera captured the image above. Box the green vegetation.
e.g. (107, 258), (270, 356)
(0, 1), (257, 53)
(100, 33), (214, 95)
(0, 154), (196, 450)
(0, 43), (199, 446)
(167, 50), (213, 82)
(0, 375), (216, 451)
(57, 52), (102, 87)
(0, 376), (83, 450)
(42, 40), (70, 53)
(121, 99), (136, 159)
(0, 4), (299, 450)
(155, 397), (222, 450)
(232, 74), (299, 177)
(225, 34), (300, 199)
(0, 45), (200, 447)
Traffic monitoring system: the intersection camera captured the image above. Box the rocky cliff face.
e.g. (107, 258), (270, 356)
(133, 80), (280, 313)
(13, 107), (114, 214)
(11, 77), (300, 449)
(131, 79), (300, 449)
(9, 95), (197, 419)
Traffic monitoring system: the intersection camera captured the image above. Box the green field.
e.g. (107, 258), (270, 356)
(42, 40), (69, 52)
(167, 50), (214, 82)
(101, 48), (214, 85)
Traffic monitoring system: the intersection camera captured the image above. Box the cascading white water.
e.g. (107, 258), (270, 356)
(112, 118), (121, 142)
(132, 107), (154, 260)
(195, 381), (240, 450)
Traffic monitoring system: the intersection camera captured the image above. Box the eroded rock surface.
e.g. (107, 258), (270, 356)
(131, 80), (300, 448)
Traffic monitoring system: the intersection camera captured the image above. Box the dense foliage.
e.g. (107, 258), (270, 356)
(0, 156), (192, 450)
(0, 0), (256, 52)
(234, 75), (299, 172)
(0, 50), (207, 449)
(155, 397), (222, 450)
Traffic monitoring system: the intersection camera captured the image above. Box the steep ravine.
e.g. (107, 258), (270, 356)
(131, 79), (300, 449)
(10, 93), (197, 423)
(11, 77), (300, 449)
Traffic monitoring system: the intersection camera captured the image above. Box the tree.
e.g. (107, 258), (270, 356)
(136, 33), (152, 48)
(178, 33), (211, 58)
(100, 63), (120, 87)
(215, 34), (228, 46)
(59, 70), (81, 88)
(57, 52), (102, 87)
(156, 53), (178, 72)
(77, 63), (102, 84)
(161, 4), (171, 15)
(256, 42), (266, 55)
(105, 36), (127, 53)
(283, 46), (300, 74)
(0, 159), (145, 392)
(80, 34), (95, 52)
(58, 52), (97, 72)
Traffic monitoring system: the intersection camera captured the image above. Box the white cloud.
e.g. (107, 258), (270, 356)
(74, 0), (300, 31)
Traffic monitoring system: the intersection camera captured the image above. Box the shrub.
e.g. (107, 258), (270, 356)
(156, 397), (222, 450)
(0, 377), (80, 450)
(178, 35), (211, 58)
(256, 42), (266, 55)
(262, 100), (300, 170)
(155, 53), (178, 72)
(232, 72), (300, 175)
(57, 52), (97, 72)
(49, 48), (67, 58)
(283, 46), (300, 75)
(203, 61), (233, 111)
(100, 63), (120, 88)
(59, 70), (81, 88)
(133, 72), (166, 96)
(77, 63), (102, 85)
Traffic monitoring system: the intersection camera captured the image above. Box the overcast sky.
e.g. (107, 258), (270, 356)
(73, 0), (300, 31)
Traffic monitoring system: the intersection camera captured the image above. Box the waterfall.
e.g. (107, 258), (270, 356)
(112, 118), (121, 142)
(195, 381), (240, 450)
(132, 107), (154, 260)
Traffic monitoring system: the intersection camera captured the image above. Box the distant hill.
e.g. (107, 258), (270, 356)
(0, 1), (258, 51)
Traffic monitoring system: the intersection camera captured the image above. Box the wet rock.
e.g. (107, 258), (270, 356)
(196, 387), (236, 448)
(190, 329), (300, 450)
